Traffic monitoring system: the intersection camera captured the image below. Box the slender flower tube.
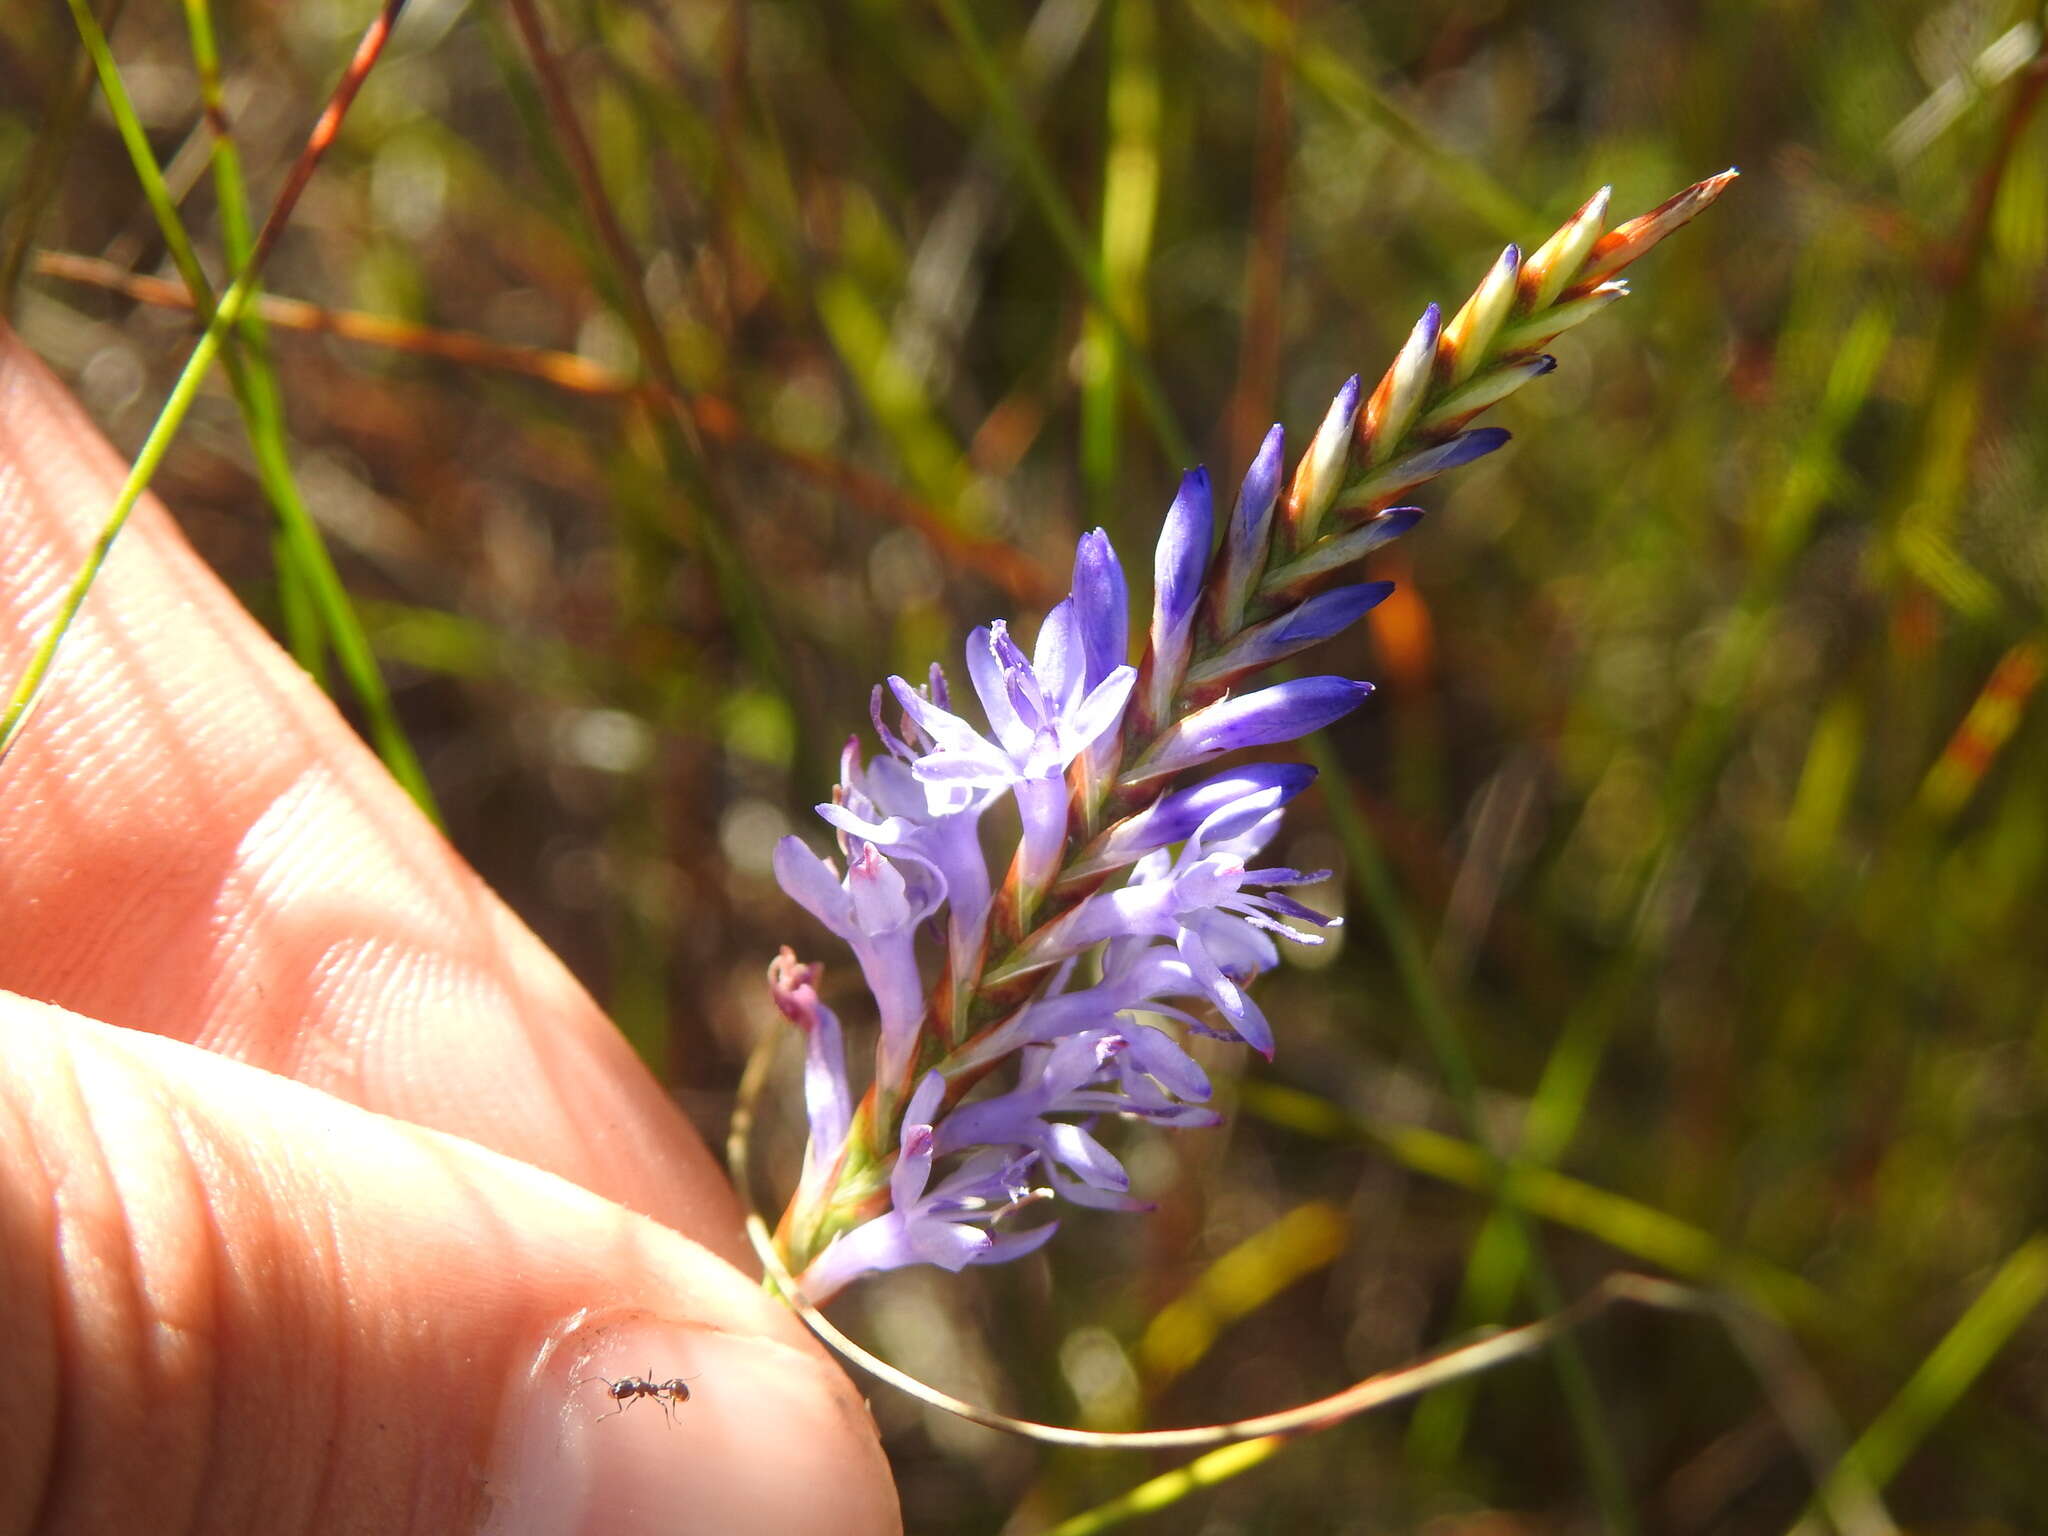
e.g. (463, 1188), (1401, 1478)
(1439, 245), (1521, 384)
(1519, 185), (1611, 310)
(768, 948), (852, 1162)
(1210, 425), (1285, 640)
(1139, 468), (1215, 735)
(1070, 528), (1132, 800)
(1345, 427), (1511, 509)
(1359, 304), (1441, 469)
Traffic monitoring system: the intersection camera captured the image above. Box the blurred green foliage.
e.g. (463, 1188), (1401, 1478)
(6, 0), (2048, 1530)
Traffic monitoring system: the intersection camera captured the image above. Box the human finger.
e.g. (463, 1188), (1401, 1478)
(0, 992), (899, 1535)
(0, 324), (736, 1248)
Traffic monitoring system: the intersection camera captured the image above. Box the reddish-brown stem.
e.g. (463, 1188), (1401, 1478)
(248, 0), (410, 285)
(1937, 38), (2048, 289)
(504, 0), (692, 425)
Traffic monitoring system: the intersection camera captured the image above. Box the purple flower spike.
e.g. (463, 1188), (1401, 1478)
(767, 172), (1731, 1296)
(1145, 467), (1215, 728)
(1126, 676), (1374, 784)
(1187, 581), (1395, 691)
(1213, 423), (1285, 637)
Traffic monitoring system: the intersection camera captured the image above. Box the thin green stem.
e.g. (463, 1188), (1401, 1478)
(4, 0), (415, 771)
(1789, 1234), (2048, 1536)
(1, 297), (234, 758)
(180, 0), (322, 673)
(59, 0), (438, 815)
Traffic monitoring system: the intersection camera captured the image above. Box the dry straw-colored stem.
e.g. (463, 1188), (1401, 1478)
(731, 1015), (1897, 1536)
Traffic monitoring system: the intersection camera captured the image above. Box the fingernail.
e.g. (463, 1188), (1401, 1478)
(485, 1311), (898, 1536)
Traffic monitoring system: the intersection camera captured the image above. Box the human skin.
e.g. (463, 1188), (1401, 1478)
(0, 325), (901, 1535)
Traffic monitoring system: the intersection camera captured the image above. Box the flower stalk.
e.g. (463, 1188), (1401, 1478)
(765, 170), (1734, 1302)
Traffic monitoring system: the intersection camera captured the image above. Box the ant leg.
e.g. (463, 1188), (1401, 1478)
(574, 1372), (630, 1421)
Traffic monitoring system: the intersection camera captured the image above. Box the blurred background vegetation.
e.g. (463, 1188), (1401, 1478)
(6, 0), (2048, 1530)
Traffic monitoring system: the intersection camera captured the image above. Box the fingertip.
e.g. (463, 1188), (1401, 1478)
(489, 1314), (899, 1536)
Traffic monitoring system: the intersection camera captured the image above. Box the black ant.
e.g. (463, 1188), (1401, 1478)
(576, 1365), (694, 1426)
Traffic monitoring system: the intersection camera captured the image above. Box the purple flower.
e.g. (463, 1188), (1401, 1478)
(1213, 424), (1285, 636)
(995, 808), (1338, 1056)
(892, 608), (1135, 903)
(764, 173), (1731, 1295)
(773, 838), (938, 1091)
(950, 943), (1212, 1071)
(1185, 582), (1394, 692)
(1070, 528), (1129, 690)
(798, 1072), (1057, 1300)
(819, 734), (996, 977)
(1065, 761), (1317, 884)
(1143, 468), (1215, 728)
(937, 1029), (1217, 1209)
(1070, 528), (1133, 791)
(1126, 676), (1374, 784)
